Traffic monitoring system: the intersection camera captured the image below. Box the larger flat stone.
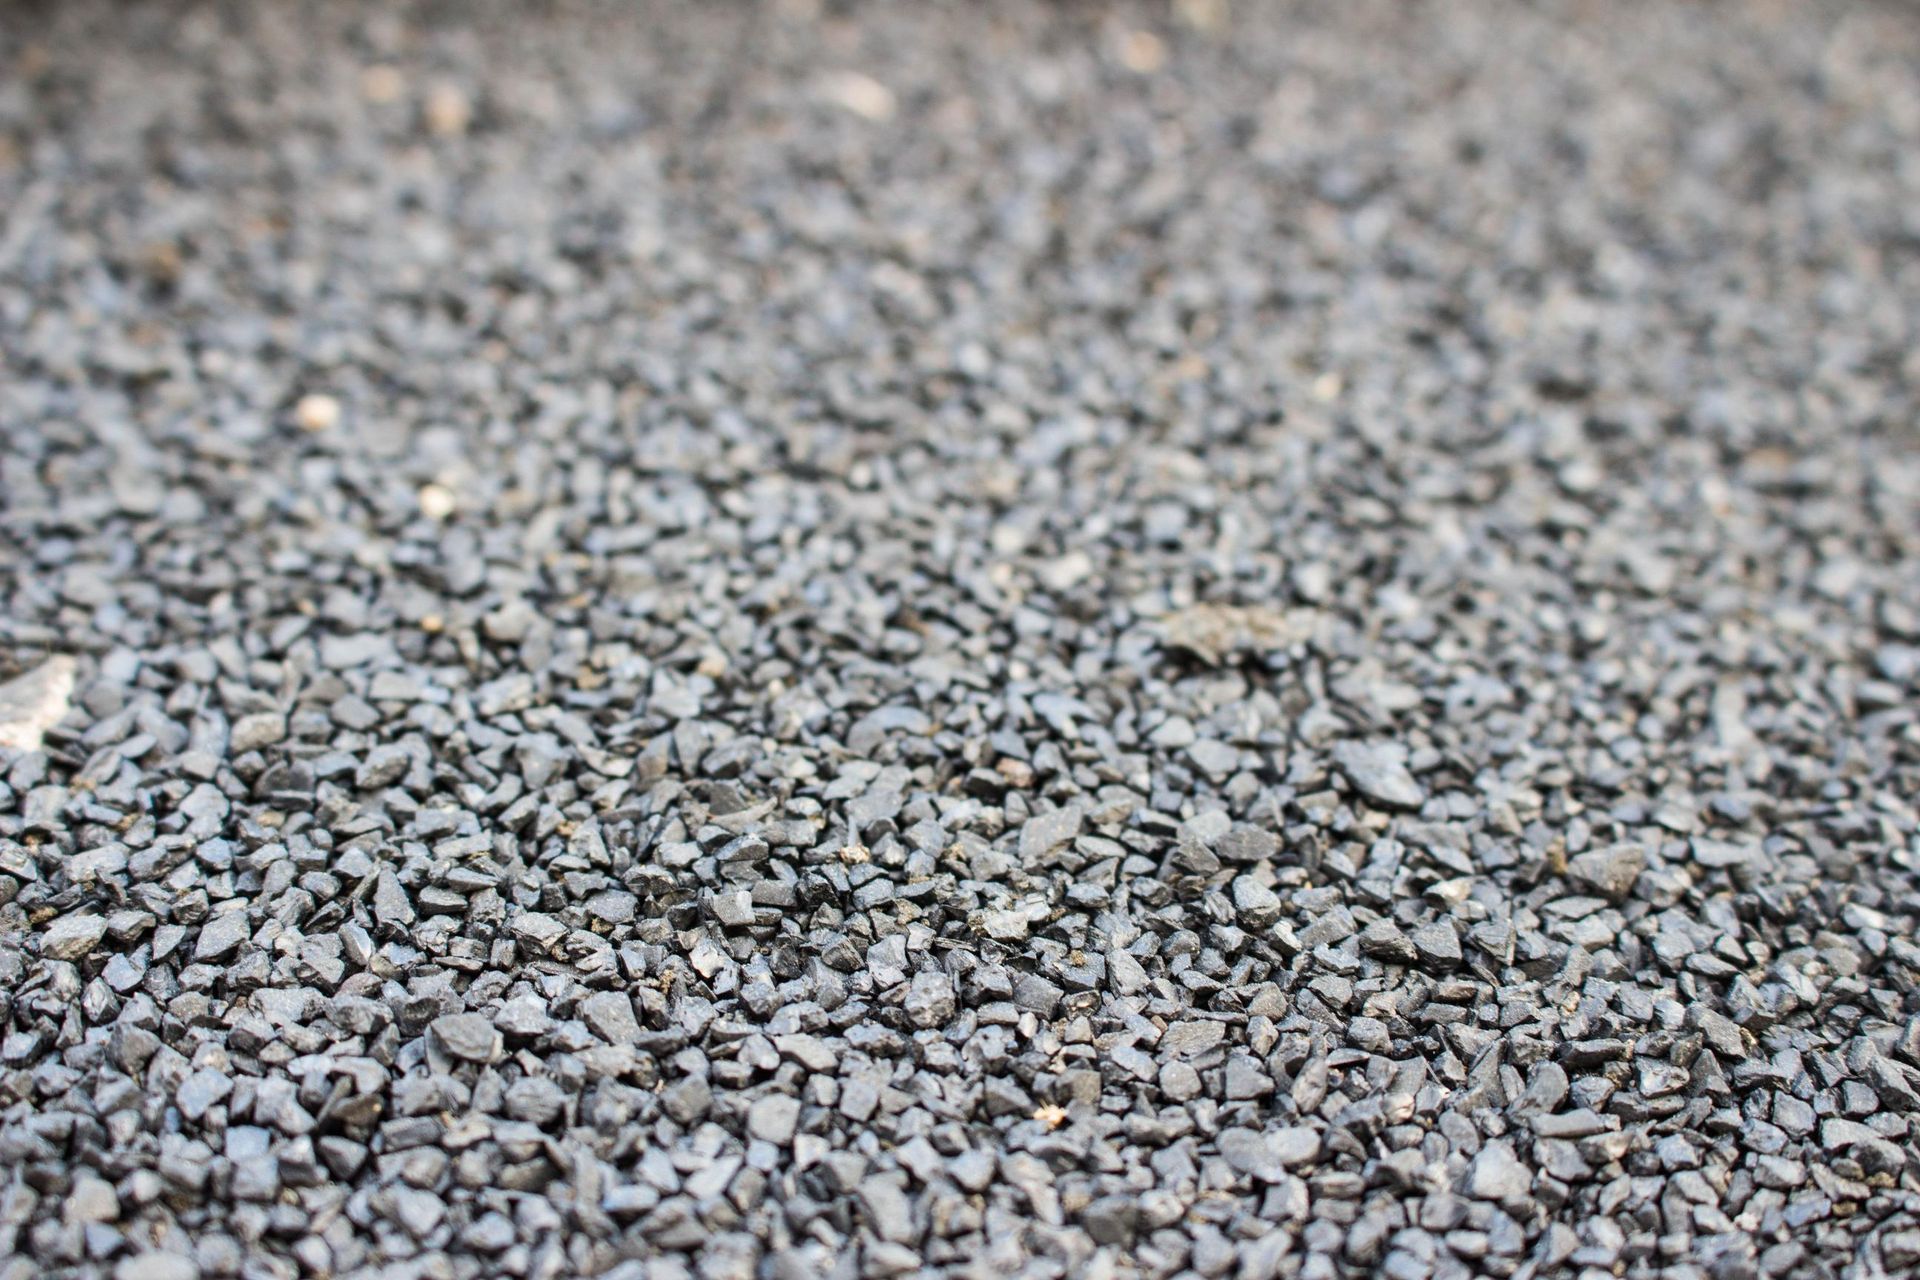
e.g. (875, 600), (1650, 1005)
(42, 913), (108, 960)
(194, 909), (253, 962)
(578, 991), (641, 1045)
(747, 1093), (801, 1145)
(1018, 805), (1083, 861)
(1331, 741), (1426, 810)
(1160, 1020), (1227, 1057)
(1466, 1140), (1533, 1201)
(430, 1013), (503, 1062)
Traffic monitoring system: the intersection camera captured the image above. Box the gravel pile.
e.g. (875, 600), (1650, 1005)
(3, 1), (1920, 1278)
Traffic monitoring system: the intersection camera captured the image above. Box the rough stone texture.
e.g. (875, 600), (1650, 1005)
(2, 2), (1919, 1279)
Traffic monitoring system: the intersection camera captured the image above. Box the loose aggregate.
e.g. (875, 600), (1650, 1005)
(2, 1), (1920, 1278)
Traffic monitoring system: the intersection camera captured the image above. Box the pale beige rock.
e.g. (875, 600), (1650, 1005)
(418, 483), (457, 520)
(294, 393), (341, 432)
(1155, 604), (1316, 665)
(0, 654), (76, 752)
(818, 72), (895, 122)
(360, 64), (405, 105)
(424, 83), (472, 136)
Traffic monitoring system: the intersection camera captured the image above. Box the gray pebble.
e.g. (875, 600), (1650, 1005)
(41, 913), (108, 960)
(430, 1013), (503, 1063)
(747, 1094), (801, 1145)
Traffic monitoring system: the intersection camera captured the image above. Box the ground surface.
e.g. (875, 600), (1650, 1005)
(2, 1), (1920, 1278)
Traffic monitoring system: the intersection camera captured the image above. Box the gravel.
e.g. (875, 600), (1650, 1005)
(2, 1), (1919, 1277)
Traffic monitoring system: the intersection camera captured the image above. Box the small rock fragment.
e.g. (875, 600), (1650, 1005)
(1331, 741), (1426, 810)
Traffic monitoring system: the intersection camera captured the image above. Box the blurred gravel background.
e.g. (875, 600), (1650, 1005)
(3, 2), (1920, 1279)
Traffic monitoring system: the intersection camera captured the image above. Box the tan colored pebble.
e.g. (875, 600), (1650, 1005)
(424, 83), (472, 136)
(360, 65), (405, 105)
(294, 393), (341, 432)
(418, 483), (457, 520)
(1119, 31), (1167, 73)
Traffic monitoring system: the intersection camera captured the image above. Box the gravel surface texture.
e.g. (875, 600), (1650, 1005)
(4, 2), (1920, 1279)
